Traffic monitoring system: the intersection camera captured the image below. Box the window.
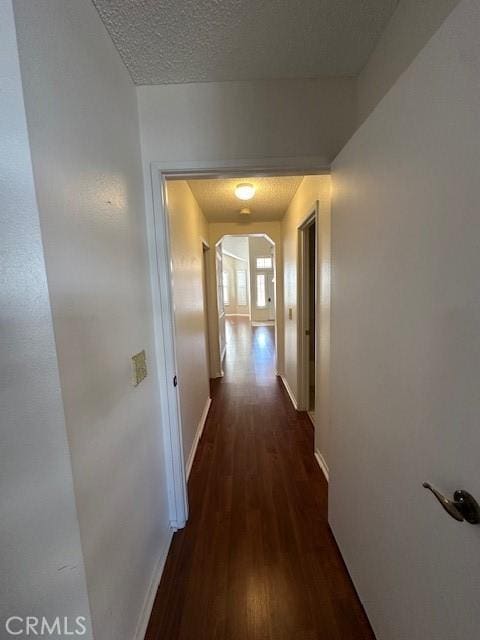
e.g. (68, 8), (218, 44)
(222, 271), (229, 306)
(256, 274), (266, 307)
(256, 256), (272, 270)
(236, 270), (247, 306)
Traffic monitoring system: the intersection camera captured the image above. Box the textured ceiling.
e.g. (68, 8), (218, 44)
(92, 0), (398, 85)
(186, 176), (304, 222)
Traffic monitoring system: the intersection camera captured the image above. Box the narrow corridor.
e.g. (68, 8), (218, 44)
(145, 318), (374, 640)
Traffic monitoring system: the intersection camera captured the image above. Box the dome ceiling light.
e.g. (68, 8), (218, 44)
(235, 183), (255, 201)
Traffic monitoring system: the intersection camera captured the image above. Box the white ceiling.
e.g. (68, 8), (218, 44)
(92, 0), (398, 85)
(186, 176), (304, 222)
(222, 236), (249, 260)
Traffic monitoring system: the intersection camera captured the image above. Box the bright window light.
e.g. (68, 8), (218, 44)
(256, 256), (272, 270)
(222, 271), (229, 306)
(236, 270), (247, 306)
(256, 274), (266, 308)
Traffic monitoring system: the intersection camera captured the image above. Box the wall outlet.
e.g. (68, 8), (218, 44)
(132, 350), (147, 386)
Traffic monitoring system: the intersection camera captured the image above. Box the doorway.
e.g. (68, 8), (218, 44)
(298, 206), (318, 417)
(249, 236), (276, 327)
(149, 164), (321, 528)
(216, 242), (226, 369)
(202, 242), (212, 378)
(218, 234), (277, 370)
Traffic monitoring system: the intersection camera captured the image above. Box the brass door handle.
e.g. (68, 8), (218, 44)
(423, 482), (480, 524)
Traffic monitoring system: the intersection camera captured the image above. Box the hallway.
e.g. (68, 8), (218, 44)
(145, 318), (374, 640)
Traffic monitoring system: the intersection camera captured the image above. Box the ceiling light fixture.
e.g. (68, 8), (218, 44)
(235, 183), (255, 201)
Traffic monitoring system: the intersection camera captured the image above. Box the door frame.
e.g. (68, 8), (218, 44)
(201, 241), (212, 378)
(215, 241), (227, 367)
(148, 160), (327, 529)
(297, 202), (319, 413)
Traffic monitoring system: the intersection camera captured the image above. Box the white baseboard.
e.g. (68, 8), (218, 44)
(186, 397), (212, 479)
(133, 529), (174, 640)
(280, 375), (298, 410)
(314, 449), (329, 483)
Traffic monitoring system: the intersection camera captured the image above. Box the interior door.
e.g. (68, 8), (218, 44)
(328, 7), (480, 635)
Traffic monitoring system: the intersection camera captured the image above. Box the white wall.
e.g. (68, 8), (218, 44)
(209, 222), (283, 375)
(357, 0), (460, 125)
(0, 0), (93, 635)
(165, 181), (211, 463)
(13, 1), (170, 638)
(281, 176), (331, 462)
(330, 2), (480, 639)
(137, 78), (356, 167)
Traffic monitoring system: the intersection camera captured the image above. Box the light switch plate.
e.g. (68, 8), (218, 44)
(132, 350), (147, 386)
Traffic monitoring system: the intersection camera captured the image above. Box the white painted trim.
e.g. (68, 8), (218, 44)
(307, 411), (316, 427)
(151, 157), (330, 178)
(201, 242), (212, 380)
(314, 449), (329, 483)
(149, 167), (188, 530)
(186, 397), (212, 480)
(221, 344), (226, 362)
(133, 528), (174, 640)
(251, 320), (274, 326)
(225, 313), (250, 317)
(280, 375), (298, 410)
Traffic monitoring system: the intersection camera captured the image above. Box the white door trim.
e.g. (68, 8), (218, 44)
(201, 241), (212, 379)
(149, 166), (188, 529)
(155, 157), (329, 179)
(147, 160), (327, 530)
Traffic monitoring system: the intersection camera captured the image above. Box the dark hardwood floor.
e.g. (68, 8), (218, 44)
(145, 317), (375, 640)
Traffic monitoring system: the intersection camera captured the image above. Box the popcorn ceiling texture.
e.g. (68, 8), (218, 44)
(92, 0), (398, 85)
(187, 176), (304, 222)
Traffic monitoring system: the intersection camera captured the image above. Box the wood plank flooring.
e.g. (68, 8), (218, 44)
(145, 318), (375, 640)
